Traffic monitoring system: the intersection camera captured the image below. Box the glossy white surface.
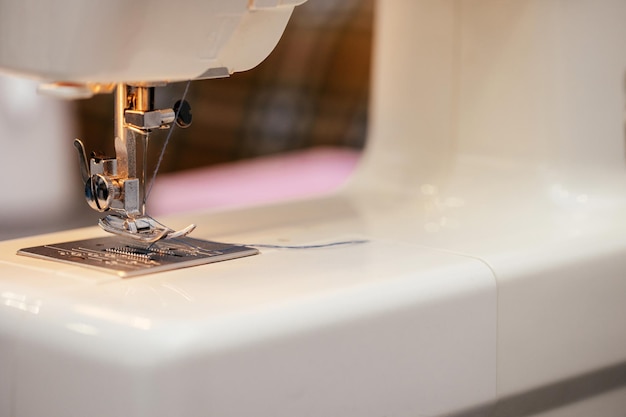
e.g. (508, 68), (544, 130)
(0, 1), (301, 82)
(353, 0), (626, 412)
(0, 213), (496, 416)
(0, 74), (75, 235)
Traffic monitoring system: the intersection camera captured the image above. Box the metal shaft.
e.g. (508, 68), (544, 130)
(114, 83), (136, 179)
(133, 86), (154, 112)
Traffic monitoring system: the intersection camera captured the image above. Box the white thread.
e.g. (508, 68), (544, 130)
(145, 80), (192, 203)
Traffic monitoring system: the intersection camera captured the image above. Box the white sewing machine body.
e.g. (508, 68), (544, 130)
(1, 1), (626, 416)
(0, 0), (305, 83)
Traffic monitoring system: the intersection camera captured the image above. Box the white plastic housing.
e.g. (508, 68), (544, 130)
(0, 0), (305, 83)
(0, 75), (74, 232)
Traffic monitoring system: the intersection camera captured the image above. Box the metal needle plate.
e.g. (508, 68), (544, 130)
(18, 236), (258, 277)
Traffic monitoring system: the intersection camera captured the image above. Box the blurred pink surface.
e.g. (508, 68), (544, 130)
(148, 147), (360, 216)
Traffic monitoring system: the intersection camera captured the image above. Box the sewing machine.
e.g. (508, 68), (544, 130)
(1, 1), (626, 416)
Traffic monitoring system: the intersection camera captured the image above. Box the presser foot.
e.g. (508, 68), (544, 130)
(18, 236), (259, 277)
(99, 214), (196, 243)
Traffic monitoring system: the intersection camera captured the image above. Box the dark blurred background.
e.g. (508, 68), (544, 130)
(76, 0), (373, 173)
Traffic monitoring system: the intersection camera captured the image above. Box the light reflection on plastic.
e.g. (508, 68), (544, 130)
(1, 291), (40, 314)
(551, 184), (591, 207)
(73, 304), (152, 330)
(421, 189), (465, 233)
(420, 184), (438, 196)
(442, 197), (466, 208)
(552, 183), (570, 199)
(576, 194), (589, 204)
(160, 283), (194, 302)
(66, 322), (100, 336)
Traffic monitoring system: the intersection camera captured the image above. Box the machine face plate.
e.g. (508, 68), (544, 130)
(18, 236), (258, 277)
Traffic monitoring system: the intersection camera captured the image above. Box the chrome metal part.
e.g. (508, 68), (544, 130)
(18, 236), (259, 277)
(84, 174), (121, 212)
(131, 85), (154, 111)
(90, 158), (117, 176)
(74, 83), (196, 244)
(125, 109), (175, 130)
(121, 178), (141, 215)
(114, 83), (135, 179)
(74, 139), (90, 182)
(97, 214), (196, 243)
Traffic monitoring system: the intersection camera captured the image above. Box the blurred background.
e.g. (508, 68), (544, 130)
(0, 0), (373, 241)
